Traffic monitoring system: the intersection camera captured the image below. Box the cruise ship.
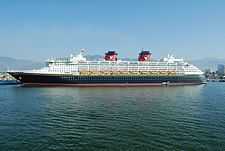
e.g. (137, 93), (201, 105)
(8, 50), (205, 86)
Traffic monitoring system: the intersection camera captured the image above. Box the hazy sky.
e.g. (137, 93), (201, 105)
(0, 0), (225, 61)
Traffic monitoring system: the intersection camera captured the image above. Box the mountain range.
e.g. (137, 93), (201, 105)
(0, 56), (225, 72)
(0, 57), (44, 71)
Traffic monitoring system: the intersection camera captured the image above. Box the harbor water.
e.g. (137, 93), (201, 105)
(0, 83), (225, 150)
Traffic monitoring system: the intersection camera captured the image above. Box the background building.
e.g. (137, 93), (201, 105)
(217, 64), (225, 76)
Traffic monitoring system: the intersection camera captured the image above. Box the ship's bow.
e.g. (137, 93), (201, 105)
(7, 72), (23, 82)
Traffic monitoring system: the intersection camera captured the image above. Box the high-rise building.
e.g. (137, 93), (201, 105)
(217, 64), (225, 75)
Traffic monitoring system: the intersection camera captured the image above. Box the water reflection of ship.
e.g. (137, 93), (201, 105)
(8, 50), (205, 86)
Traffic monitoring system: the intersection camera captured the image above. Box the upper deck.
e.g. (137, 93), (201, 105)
(44, 52), (203, 76)
(9, 51), (203, 76)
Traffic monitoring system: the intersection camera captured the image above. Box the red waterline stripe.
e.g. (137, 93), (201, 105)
(20, 83), (203, 87)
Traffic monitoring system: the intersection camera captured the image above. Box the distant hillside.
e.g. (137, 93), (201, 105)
(0, 57), (44, 72)
(190, 58), (225, 71)
(86, 55), (103, 61)
(0, 55), (103, 71)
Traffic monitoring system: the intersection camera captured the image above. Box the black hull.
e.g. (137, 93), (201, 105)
(8, 72), (205, 86)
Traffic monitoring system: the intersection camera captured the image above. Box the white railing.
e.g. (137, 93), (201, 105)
(46, 62), (186, 74)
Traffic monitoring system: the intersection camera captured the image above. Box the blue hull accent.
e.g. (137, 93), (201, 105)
(0, 80), (21, 85)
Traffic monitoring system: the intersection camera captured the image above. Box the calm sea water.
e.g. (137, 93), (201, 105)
(0, 83), (225, 151)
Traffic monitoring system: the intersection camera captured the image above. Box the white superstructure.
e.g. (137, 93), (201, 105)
(19, 51), (203, 76)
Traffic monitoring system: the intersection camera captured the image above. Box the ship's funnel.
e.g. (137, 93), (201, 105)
(138, 51), (151, 61)
(104, 51), (118, 61)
